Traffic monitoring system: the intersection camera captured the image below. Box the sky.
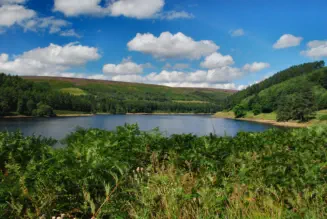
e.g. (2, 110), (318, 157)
(0, 0), (326, 90)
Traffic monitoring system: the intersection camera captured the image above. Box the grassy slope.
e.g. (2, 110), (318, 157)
(59, 88), (88, 96)
(214, 110), (327, 127)
(23, 76), (235, 103)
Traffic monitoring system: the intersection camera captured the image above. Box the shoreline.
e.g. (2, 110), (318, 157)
(213, 114), (309, 128)
(126, 112), (213, 115)
(0, 112), (213, 119)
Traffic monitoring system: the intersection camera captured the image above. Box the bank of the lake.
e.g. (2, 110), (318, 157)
(214, 111), (327, 128)
(1, 111), (213, 119)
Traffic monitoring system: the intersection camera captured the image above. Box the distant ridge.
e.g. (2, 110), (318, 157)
(22, 76), (238, 93)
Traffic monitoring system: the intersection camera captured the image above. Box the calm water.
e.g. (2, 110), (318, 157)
(0, 115), (276, 140)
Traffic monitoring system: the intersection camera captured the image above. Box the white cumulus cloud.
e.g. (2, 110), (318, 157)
(109, 0), (164, 19)
(201, 52), (234, 69)
(273, 34), (303, 49)
(0, 4), (35, 27)
(0, 0), (80, 38)
(0, 43), (100, 76)
(53, 0), (192, 20)
(301, 40), (327, 58)
(127, 32), (219, 60)
(243, 62), (270, 72)
(103, 58), (145, 75)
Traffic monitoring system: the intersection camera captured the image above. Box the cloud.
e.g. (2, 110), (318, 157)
(110, 73), (242, 89)
(0, 53), (8, 62)
(59, 29), (81, 38)
(53, 0), (191, 20)
(230, 28), (244, 37)
(273, 34), (303, 49)
(0, 0), (26, 5)
(128, 32), (219, 60)
(164, 63), (190, 70)
(0, 1), (80, 37)
(103, 58), (145, 75)
(301, 40), (327, 58)
(0, 43), (100, 76)
(109, 0), (164, 19)
(200, 52), (234, 69)
(243, 62), (270, 72)
(53, 0), (107, 17)
(0, 4), (35, 27)
(160, 11), (194, 20)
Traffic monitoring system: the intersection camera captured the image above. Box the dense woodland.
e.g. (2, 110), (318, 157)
(0, 74), (230, 116)
(224, 61), (327, 122)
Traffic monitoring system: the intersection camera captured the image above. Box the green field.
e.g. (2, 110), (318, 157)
(59, 88), (88, 96)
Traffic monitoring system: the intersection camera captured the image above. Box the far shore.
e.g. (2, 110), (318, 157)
(213, 112), (312, 128)
(0, 112), (213, 119)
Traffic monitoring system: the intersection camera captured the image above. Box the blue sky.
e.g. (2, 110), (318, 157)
(0, 0), (326, 90)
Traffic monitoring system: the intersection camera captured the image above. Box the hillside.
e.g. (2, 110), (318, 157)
(224, 61), (325, 109)
(0, 74), (235, 117)
(220, 60), (327, 122)
(23, 76), (236, 102)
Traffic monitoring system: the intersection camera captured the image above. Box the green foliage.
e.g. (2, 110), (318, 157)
(319, 114), (327, 121)
(224, 61), (325, 110)
(233, 104), (247, 118)
(34, 103), (54, 117)
(1, 125), (327, 218)
(277, 88), (316, 122)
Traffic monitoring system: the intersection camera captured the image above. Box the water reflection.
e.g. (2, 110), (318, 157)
(0, 115), (276, 140)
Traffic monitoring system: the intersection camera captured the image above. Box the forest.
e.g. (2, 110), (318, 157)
(0, 74), (232, 116)
(1, 124), (327, 218)
(223, 61), (327, 122)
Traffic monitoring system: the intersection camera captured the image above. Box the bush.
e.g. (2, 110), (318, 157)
(319, 114), (327, 121)
(34, 103), (55, 117)
(233, 104), (246, 118)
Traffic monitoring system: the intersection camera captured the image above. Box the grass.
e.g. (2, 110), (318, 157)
(60, 88), (87, 96)
(54, 110), (91, 115)
(214, 111), (277, 120)
(173, 100), (209, 104)
(245, 111), (277, 120)
(213, 111), (235, 118)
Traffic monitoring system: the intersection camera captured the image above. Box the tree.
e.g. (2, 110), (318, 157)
(233, 104), (247, 118)
(277, 88), (316, 122)
(35, 103), (54, 117)
(26, 99), (36, 115)
(0, 100), (9, 116)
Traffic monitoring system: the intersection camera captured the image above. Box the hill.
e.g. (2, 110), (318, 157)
(220, 60), (327, 122)
(23, 76), (236, 102)
(0, 74), (235, 117)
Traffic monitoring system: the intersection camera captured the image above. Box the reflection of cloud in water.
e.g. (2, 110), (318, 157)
(0, 115), (275, 140)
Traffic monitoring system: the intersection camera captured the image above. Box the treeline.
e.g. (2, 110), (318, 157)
(225, 61), (325, 109)
(0, 74), (219, 116)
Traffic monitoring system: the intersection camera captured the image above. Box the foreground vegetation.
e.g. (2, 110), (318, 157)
(1, 124), (327, 218)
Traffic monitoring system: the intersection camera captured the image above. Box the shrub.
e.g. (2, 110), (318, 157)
(233, 104), (246, 118)
(34, 103), (55, 117)
(1, 125), (327, 218)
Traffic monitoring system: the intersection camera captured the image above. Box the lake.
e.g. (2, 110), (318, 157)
(0, 115), (277, 140)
